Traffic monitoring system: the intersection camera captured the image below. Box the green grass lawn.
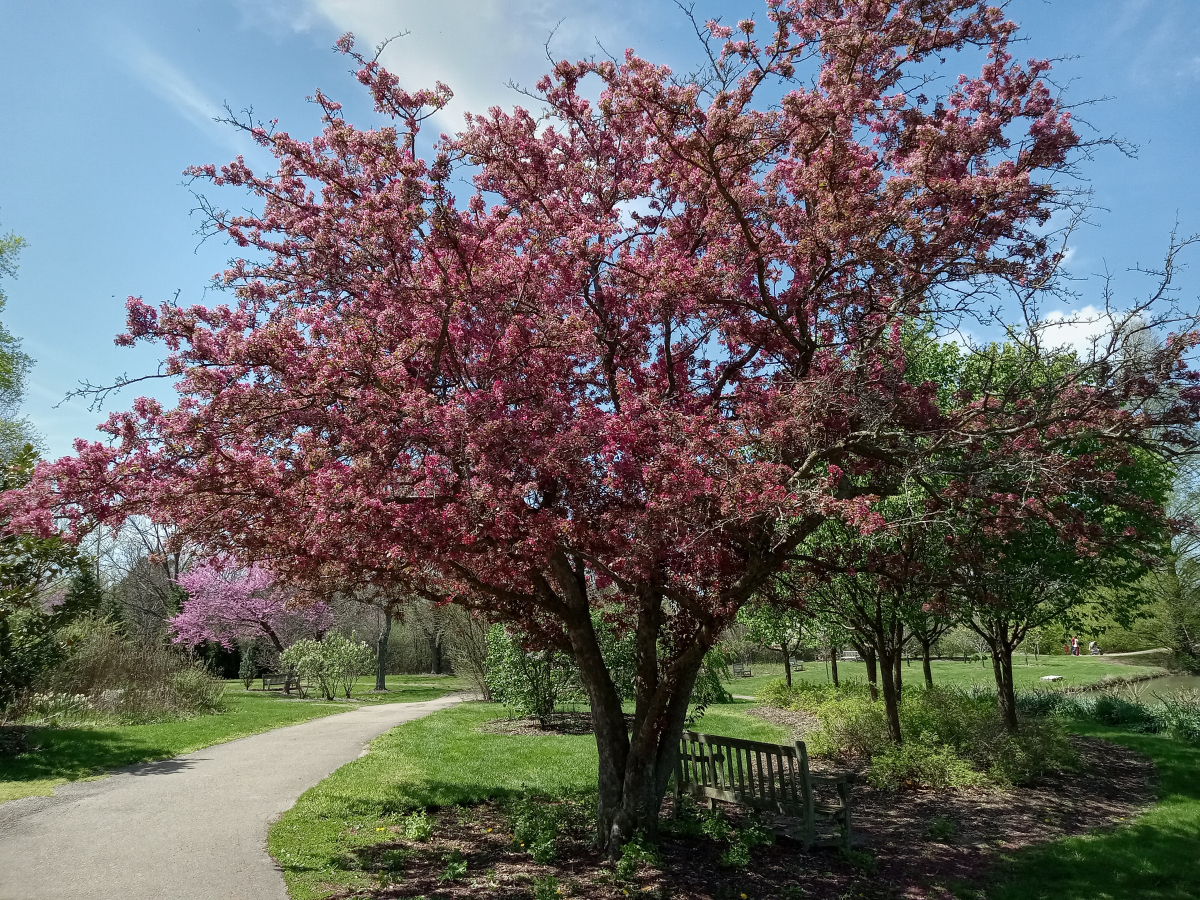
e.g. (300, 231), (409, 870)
(268, 700), (780, 900)
(984, 724), (1200, 900)
(0, 676), (462, 805)
(730, 655), (1166, 699)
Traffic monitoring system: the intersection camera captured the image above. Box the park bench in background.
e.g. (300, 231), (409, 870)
(730, 661), (754, 678)
(261, 673), (299, 693)
(839, 650), (862, 662)
(674, 730), (852, 850)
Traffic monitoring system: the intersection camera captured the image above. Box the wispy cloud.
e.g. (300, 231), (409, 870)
(116, 32), (248, 153)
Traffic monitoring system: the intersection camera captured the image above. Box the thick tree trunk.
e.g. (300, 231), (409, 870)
(782, 641), (793, 687)
(546, 553), (711, 857)
(920, 637), (934, 689)
(375, 608), (392, 691)
(830, 649), (840, 687)
(864, 646), (879, 701)
(990, 642), (1020, 732)
(876, 642), (903, 744)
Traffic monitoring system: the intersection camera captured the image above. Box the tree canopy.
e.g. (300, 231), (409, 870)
(4, 0), (1199, 850)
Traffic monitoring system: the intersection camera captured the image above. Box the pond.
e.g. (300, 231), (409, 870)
(1119, 673), (1200, 697)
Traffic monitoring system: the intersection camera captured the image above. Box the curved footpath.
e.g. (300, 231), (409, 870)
(0, 693), (466, 900)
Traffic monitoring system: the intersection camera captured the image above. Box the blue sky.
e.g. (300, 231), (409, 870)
(1, 0), (1198, 458)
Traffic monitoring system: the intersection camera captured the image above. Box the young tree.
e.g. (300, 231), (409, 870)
(738, 600), (807, 686)
(172, 558), (331, 653)
(6, 2), (1198, 851)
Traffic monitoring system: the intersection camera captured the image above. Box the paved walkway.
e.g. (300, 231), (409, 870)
(0, 693), (466, 900)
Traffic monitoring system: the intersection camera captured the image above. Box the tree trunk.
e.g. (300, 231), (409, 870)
(920, 637), (934, 689)
(430, 630), (444, 674)
(990, 641), (1020, 733)
(830, 649), (839, 687)
(545, 553), (712, 856)
(864, 646), (879, 701)
(892, 647), (903, 705)
(375, 608), (392, 691)
(876, 642), (903, 744)
(782, 641), (793, 687)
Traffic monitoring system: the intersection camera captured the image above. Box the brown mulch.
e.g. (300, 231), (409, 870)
(327, 725), (1156, 900)
(478, 712), (635, 736)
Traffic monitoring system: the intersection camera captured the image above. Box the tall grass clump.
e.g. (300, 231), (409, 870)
(13, 617), (225, 725)
(1017, 686), (1200, 744)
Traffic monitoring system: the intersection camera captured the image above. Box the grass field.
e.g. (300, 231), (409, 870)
(0, 675), (463, 805)
(730, 655), (1167, 699)
(985, 724), (1200, 900)
(268, 700), (782, 900)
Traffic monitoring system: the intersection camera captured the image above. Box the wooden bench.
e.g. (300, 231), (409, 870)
(261, 673), (298, 692)
(674, 730), (852, 850)
(730, 662), (754, 678)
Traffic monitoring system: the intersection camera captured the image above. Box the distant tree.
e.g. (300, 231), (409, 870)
(172, 558), (332, 653)
(738, 600), (807, 687)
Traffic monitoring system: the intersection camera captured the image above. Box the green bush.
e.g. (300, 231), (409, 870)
(0, 609), (61, 714)
(795, 686), (1074, 788)
(757, 677), (869, 712)
(868, 734), (985, 790)
(485, 626), (577, 725)
(280, 633), (373, 700)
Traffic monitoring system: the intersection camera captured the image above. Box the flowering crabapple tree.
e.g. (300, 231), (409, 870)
(6, 1), (1200, 851)
(172, 558), (331, 654)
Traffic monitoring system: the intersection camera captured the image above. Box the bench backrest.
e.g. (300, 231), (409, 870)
(676, 730), (813, 819)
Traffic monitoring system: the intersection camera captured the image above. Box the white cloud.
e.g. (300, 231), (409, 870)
(1039, 305), (1114, 358)
(304, 0), (667, 132)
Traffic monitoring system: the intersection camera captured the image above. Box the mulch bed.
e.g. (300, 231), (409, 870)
(478, 712), (635, 736)
(330, 719), (1156, 900)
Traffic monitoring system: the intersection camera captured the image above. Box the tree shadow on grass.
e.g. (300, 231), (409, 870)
(0, 726), (178, 785)
(985, 729), (1200, 900)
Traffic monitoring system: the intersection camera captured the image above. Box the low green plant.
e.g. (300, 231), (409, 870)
(927, 816), (957, 842)
(439, 848), (467, 881)
(532, 874), (562, 900)
(509, 794), (559, 863)
(782, 886), (806, 900)
(403, 809), (436, 841)
(718, 817), (772, 868)
(615, 830), (661, 881)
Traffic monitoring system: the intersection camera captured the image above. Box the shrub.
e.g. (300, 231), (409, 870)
(485, 626), (576, 725)
(1014, 686), (1200, 745)
(1091, 694), (1158, 731)
(799, 686), (1074, 788)
(15, 616), (224, 725)
(1152, 689), (1200, 742)
(807, 694), (890, 761)
(868, 734), (985, 791)
(281, 634), (374, 700)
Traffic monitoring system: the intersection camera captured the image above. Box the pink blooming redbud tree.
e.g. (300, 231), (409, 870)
(6, 1), (1200, 850)
(172, 558), (331, 653)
